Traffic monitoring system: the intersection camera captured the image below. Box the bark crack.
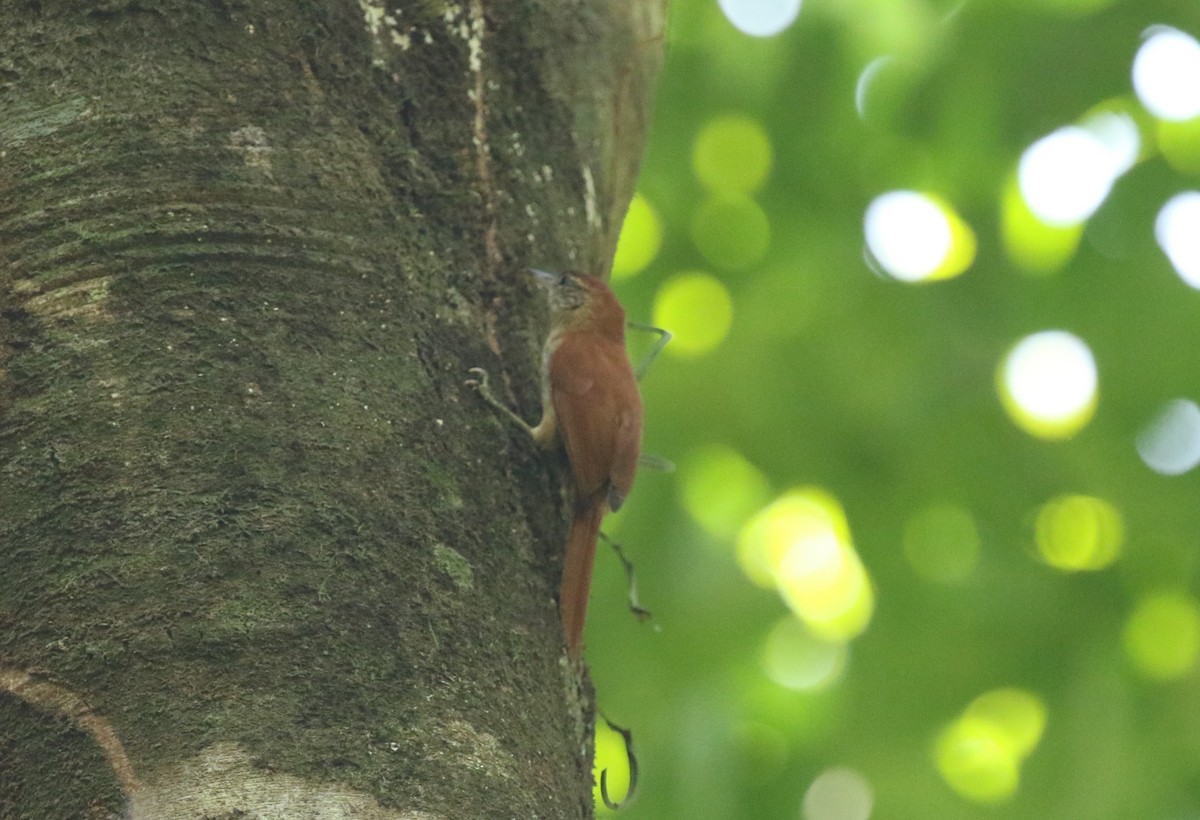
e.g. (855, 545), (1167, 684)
(0, 662), (144, 797)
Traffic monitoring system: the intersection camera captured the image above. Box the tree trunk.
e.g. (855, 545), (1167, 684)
(0, 1), (664, 817)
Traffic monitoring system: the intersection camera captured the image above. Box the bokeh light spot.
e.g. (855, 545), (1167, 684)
(652, 272), (734, 358)
(935, 719), (1019, 803)
(1034, 495), (1124, 571)
(1133, 27), (1200, 122)
(1011, 108), (1141, 241)
(738, 488), (874, 641)
(903, 504), (981, 584)
(937, 206), (978, 280)
(802, 767), (874, 820)
(611, 193), (662, 280)
(1157, 116), (1200, 174)
(718, 0), (802, 38)
(1155, 191), (1200, 288)
(864, 191), (947, 280)
(1081, 110), (1142, 175)
(692, 116), (773, 194)
(738, 490), (846, 588)
(1001, 175), (1083, 274)
(963, 689), (1048, 761)
(998, 330), (1098, 440)
(1017, 127), (1123, 226)
(761, 617), (846, 692)
(680, 444), (771, 539)
(1137, 398), (1200, 475)
(593, 719), (631, 813)
(854, 56), (893, 121)
(1123, 591), (1200, 680)
(936, 688), (1045, 804)
(864, 191), (975, 282)
(691, 195), (771, 270)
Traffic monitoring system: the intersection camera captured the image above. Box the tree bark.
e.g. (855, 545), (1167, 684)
(0, 1), (664, 817)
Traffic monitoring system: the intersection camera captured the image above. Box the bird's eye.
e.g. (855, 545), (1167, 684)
(559, 275), (570, 287)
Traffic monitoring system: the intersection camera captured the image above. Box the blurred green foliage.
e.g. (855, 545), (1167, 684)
(588, 0), (1200, 817)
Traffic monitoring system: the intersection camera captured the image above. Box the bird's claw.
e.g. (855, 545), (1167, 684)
(465, 367), (490, 390)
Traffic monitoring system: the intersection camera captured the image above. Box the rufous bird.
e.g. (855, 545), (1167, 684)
(468, 269), (643, 658)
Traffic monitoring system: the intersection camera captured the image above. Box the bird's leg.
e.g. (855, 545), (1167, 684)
(465, 367), (537, 437)
(626, 323), (674, 472)
(627, 322), (672, 380)
(599, 531), (653, 622)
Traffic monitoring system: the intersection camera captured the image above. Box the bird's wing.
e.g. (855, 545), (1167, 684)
(550, 332), (642, 506)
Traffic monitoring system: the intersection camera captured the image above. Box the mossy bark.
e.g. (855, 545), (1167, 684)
(0, 1), (664, 817)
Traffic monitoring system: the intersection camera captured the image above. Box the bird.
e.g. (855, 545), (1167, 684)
(468, 269), (643, 658)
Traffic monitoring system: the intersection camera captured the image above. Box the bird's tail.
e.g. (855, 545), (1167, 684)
(560, 498), (606, 659)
